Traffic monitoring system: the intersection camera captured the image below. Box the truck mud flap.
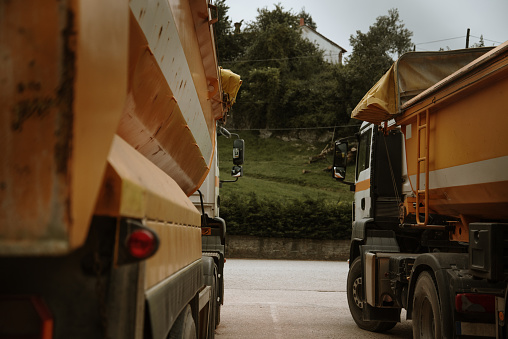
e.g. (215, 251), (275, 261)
(363, 303), (401, 322)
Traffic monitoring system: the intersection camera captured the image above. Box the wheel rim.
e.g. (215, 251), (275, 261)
(419, 296), (435, 338)
(352, 276), (363, 309)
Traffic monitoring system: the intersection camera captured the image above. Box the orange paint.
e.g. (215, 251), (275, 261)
(145, 221), (202, 289)
(0, 0), (129, 254)
(399, 46), (508, 223)
(117, 12), (212, 196)
(355, 179), (371, 193)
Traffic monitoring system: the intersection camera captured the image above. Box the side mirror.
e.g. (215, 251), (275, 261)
(218, 125), (245, 184)
(333, 140), (355, 190)
(233, 139), (244, 166)
(333, 141), (348, 181)
(231, 165), (243, 177)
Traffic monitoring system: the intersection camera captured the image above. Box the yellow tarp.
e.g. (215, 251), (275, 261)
(351, 47), (493, 125)
(351, 64), (396, 125)
(220, 68), (242, 108)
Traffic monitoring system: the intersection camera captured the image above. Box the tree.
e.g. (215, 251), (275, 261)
(471, 35), (485, 48)
(230, 4), (330, 129)
(342, 8), (413, 113)
(213, 0), (246, 63)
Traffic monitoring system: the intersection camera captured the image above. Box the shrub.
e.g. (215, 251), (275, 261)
(220, 193), (352, 240)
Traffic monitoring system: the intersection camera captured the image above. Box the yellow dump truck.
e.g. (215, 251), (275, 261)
(334, 42), (508, 337)
(0, 0), (241, 338)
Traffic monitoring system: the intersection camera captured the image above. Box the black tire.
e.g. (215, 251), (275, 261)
(168, 305), (196, 339)
(215, 266), (221, 328)
(347, 257), (397, 332)
(215, 300), (221, 328)
(412, 271), (442, 339)
(207, 266), (218, 339)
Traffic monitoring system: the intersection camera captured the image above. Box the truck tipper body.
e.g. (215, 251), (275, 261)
(334, 42), (508, 338)
(0, 0), (241, 338)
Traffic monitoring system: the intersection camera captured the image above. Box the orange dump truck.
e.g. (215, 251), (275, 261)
(334, 43), (508, 338)
(0, 0), (241, 338)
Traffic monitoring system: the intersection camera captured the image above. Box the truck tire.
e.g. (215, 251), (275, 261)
(214, 264), (221, 328)
(168, 305), (196, 339)
(347, 257), (397, 332)
(216, 298), (221, 328)
(412, 271), (442, 339)
(207, 266), (218, 339)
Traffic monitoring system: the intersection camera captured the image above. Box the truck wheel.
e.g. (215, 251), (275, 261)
(168, 305), (196, 339)
(412, 271), (442, 339)
(207, 266), (218, 339)
(216, 300), (221, 328)
(347, 257), (397, 332)
(215, 265), (221, 328)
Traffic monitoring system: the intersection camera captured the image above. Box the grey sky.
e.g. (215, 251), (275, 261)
(225, 0), (508, 57)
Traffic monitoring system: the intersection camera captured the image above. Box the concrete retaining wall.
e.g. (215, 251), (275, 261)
(225, 235), (350, 261)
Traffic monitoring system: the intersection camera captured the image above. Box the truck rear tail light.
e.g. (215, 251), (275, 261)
(455, 293), (496, 313)
(0, 295), (53, 339)
(127, 229), (159, 259)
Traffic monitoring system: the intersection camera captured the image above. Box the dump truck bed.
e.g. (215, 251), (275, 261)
(0, 0), (225, 255)
(352, 42), (508, 222)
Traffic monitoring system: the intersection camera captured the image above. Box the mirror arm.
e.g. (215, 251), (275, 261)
(343, 181), (356, 191)
(220, 177), (239, 184)
(218, 126), (231, 138)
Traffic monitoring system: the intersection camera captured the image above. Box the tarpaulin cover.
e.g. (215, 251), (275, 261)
(351, 47), (493, 124)
(220, 68), (242, 107)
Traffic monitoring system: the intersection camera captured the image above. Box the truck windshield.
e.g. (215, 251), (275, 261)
(356, 129), (371, 180)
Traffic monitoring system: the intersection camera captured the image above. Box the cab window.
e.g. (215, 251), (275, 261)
(356, 129), (371, 180)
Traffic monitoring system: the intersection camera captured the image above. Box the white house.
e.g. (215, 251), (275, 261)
(299, 18), (346, 64)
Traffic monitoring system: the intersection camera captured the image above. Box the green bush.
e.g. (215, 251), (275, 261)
(221, 192), (352, 240)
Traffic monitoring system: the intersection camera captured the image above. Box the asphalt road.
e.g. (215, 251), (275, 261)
(215, 259), (413, 339)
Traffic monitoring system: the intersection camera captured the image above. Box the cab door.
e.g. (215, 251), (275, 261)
(354, 124), (373, 221)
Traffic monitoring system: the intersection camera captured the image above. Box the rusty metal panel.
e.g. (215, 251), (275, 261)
(0, 0), (128, 255)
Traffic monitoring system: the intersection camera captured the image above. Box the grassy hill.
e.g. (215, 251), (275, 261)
(217, 130), (355, 240)
(218, 130), (353, 202)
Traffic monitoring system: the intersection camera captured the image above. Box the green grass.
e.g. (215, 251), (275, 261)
(217, 130), (355, 240)
(218, 130), (354, 204)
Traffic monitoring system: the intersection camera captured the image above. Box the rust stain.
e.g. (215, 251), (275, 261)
(152, 145), (163, 156)
(12, 97), (53, 131)
(53, 8), (77, 176)
(154, 124), (163, 137)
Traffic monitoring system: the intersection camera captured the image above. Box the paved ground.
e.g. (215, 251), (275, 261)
(215, 259), (413, 339)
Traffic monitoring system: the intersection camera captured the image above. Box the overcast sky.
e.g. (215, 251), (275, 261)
(225, 0), (508, 57)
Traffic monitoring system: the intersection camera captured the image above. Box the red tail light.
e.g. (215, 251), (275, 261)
(455, 293), (496, 313)
(127, 229), (158, 259)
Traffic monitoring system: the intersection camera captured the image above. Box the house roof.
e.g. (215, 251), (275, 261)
(300, 25), (347, 53)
